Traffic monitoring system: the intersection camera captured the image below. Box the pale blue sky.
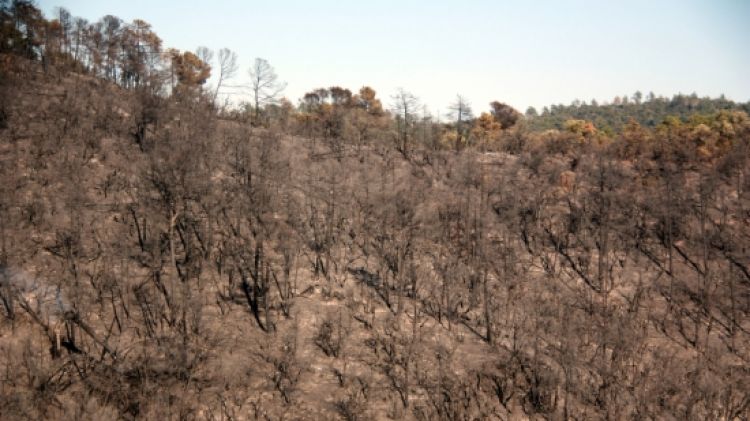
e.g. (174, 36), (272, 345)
(39, 0), (750, 115)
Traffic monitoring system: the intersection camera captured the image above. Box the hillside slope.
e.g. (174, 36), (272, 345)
(1, 61), (749, 420)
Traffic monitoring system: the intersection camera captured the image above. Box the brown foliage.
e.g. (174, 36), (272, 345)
(1, 5), (749, 419)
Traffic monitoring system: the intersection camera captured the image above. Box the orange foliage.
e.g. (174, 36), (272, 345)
(169, 49), (211, 91)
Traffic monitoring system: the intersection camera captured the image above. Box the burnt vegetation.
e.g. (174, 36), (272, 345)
(1, 2), (749, 420)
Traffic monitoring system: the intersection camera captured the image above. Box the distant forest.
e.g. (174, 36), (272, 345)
(526, 93), (750, 133)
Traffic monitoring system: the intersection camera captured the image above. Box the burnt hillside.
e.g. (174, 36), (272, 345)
(1, 3), (750, 418)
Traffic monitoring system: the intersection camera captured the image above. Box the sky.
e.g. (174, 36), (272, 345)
(38, 0), (750, 116)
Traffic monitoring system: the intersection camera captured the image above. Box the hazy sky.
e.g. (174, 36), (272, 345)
(38, 0), (750, 115)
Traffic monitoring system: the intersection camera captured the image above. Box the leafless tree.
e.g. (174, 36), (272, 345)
(195, 45), (214, 67)
(448, 94), (473, 149)
(248, 57), (286, 125)
(214, 47), (238, 103)
(390, 88), (419, 155)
